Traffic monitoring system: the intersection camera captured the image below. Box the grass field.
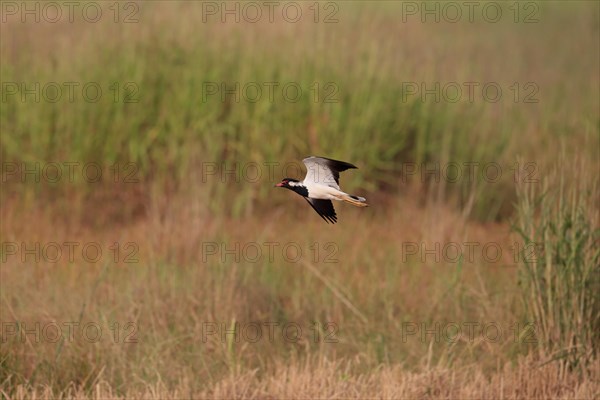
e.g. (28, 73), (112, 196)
(1, 1), (599, 398)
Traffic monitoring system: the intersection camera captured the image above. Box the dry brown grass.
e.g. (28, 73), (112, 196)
(2, 190), (599, 398)
(2, 2), (599, 398)
(6, 356), (599, 399)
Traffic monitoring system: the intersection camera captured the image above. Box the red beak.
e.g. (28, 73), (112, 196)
(275, 182), (284, 187)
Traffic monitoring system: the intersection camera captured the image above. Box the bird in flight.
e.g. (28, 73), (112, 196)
(275, 156), (368, 224)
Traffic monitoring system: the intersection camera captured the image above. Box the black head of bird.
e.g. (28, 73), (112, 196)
(275, 178), (307, 196)
(274, 178), (298, 188)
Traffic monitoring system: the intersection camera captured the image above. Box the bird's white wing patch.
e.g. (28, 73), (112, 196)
(302, 157), (340, 190)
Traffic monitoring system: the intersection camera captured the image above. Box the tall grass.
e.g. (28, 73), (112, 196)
(514, 160), (600, 370)
(1, 1), (600, 397)
(1, 2), (598, 221)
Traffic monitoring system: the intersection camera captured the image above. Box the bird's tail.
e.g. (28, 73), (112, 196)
(341, 194), (369, 207)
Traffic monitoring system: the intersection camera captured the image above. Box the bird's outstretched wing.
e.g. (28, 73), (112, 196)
(302, 156), (357, 190)
(304, 198), (338, 224)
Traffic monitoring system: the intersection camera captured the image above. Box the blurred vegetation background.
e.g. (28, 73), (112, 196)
(2, 1), (597, 222)
(1, 1), (599, 397)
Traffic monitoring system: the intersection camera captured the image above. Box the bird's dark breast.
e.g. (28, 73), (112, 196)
(292, 185), (309, 197)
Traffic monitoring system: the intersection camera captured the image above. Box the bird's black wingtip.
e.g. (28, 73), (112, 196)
(308, 156), (358, 171)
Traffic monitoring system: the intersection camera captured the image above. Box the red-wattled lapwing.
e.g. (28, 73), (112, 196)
(275, 156), (368, 224)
